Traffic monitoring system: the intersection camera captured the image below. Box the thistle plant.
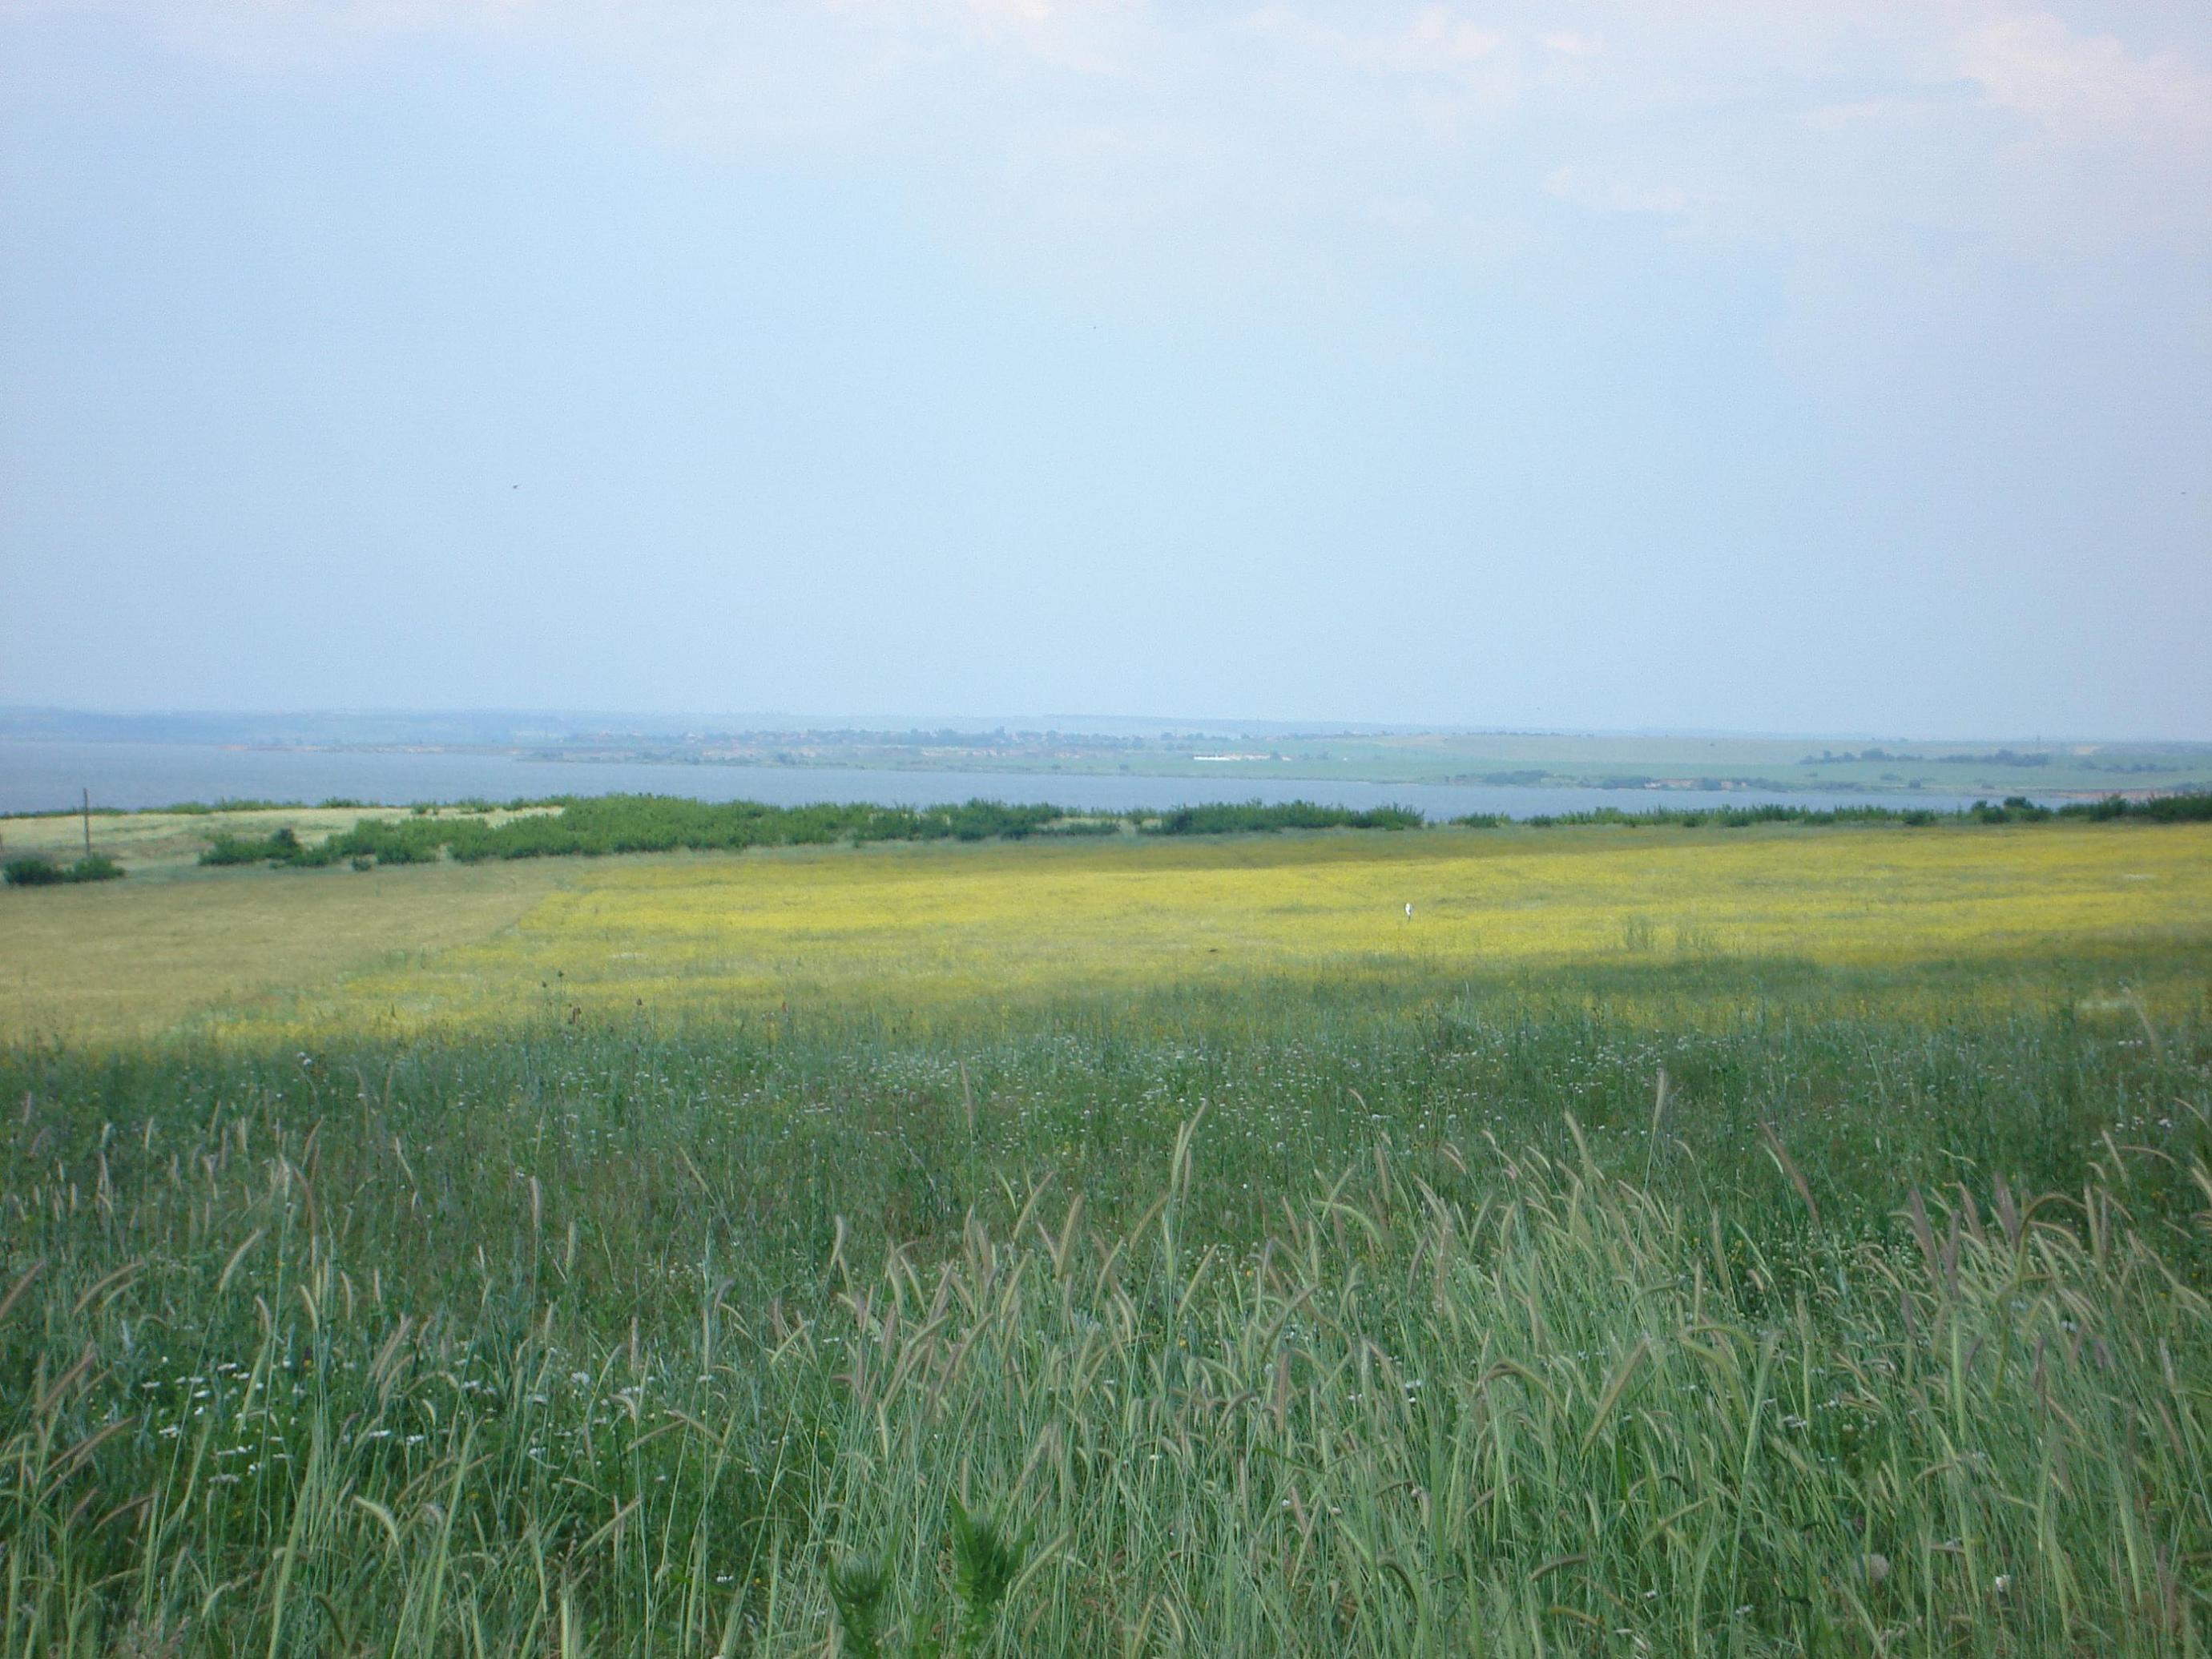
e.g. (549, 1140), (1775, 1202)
(946, 1498), (1029, 1656)
(828, 1555), (889, 1659)
(826, 1501), (1030, 1659)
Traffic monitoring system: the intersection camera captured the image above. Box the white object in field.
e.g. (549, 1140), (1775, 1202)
(1404, 902), (1414, 920)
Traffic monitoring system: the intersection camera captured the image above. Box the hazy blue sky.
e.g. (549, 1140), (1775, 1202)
(2, 2), (2206, 736)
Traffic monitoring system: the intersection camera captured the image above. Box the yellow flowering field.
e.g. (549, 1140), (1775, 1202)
(216, 819), (2212, 1037)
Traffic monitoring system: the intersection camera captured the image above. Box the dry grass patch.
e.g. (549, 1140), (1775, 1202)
(0, 857), (570, 1042)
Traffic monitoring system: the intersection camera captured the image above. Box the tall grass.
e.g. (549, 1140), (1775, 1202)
(2, 978), (2207, 1654)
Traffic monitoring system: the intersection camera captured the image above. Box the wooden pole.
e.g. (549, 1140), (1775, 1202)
(83, 787), (92, 858)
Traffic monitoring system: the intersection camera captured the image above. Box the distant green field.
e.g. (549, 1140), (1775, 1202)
(3, 819), (2208, 1654)
(510, 727), (2212, 797)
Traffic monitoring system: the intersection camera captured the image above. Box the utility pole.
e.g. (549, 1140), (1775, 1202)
(83, 788), (92, 858)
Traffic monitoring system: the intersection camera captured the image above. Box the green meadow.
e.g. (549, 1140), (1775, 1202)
(2, 810), (2209, 1654)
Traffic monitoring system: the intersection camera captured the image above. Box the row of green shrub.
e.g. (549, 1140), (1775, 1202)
(2027, 790), (2212, 821)
(198, 796), (1116, 868)
(183, 788), (2212, 871)
(1139, 800), (1424, 835)
(159, 796), (327, 815)
(191, 795), (1437, 869)
(2, 852), (123, 886)
(1503, 791), (2212, 829)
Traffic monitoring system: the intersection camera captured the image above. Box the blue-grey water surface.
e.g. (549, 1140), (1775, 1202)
(0, 739), (2024, 821)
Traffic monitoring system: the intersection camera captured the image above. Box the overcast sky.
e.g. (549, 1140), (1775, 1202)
(2, 2), (2206, 737)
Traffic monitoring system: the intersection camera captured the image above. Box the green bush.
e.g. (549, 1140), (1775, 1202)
(199, 826), (305, 867)
(1969, 795), (2054, 823)
(5, 852), (126, 886)
(1140, 800), (1422, 835)
(2064, 790), (2212, 823)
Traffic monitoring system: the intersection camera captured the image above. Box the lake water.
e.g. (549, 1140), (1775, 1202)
(0, 739), (2020, 821)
